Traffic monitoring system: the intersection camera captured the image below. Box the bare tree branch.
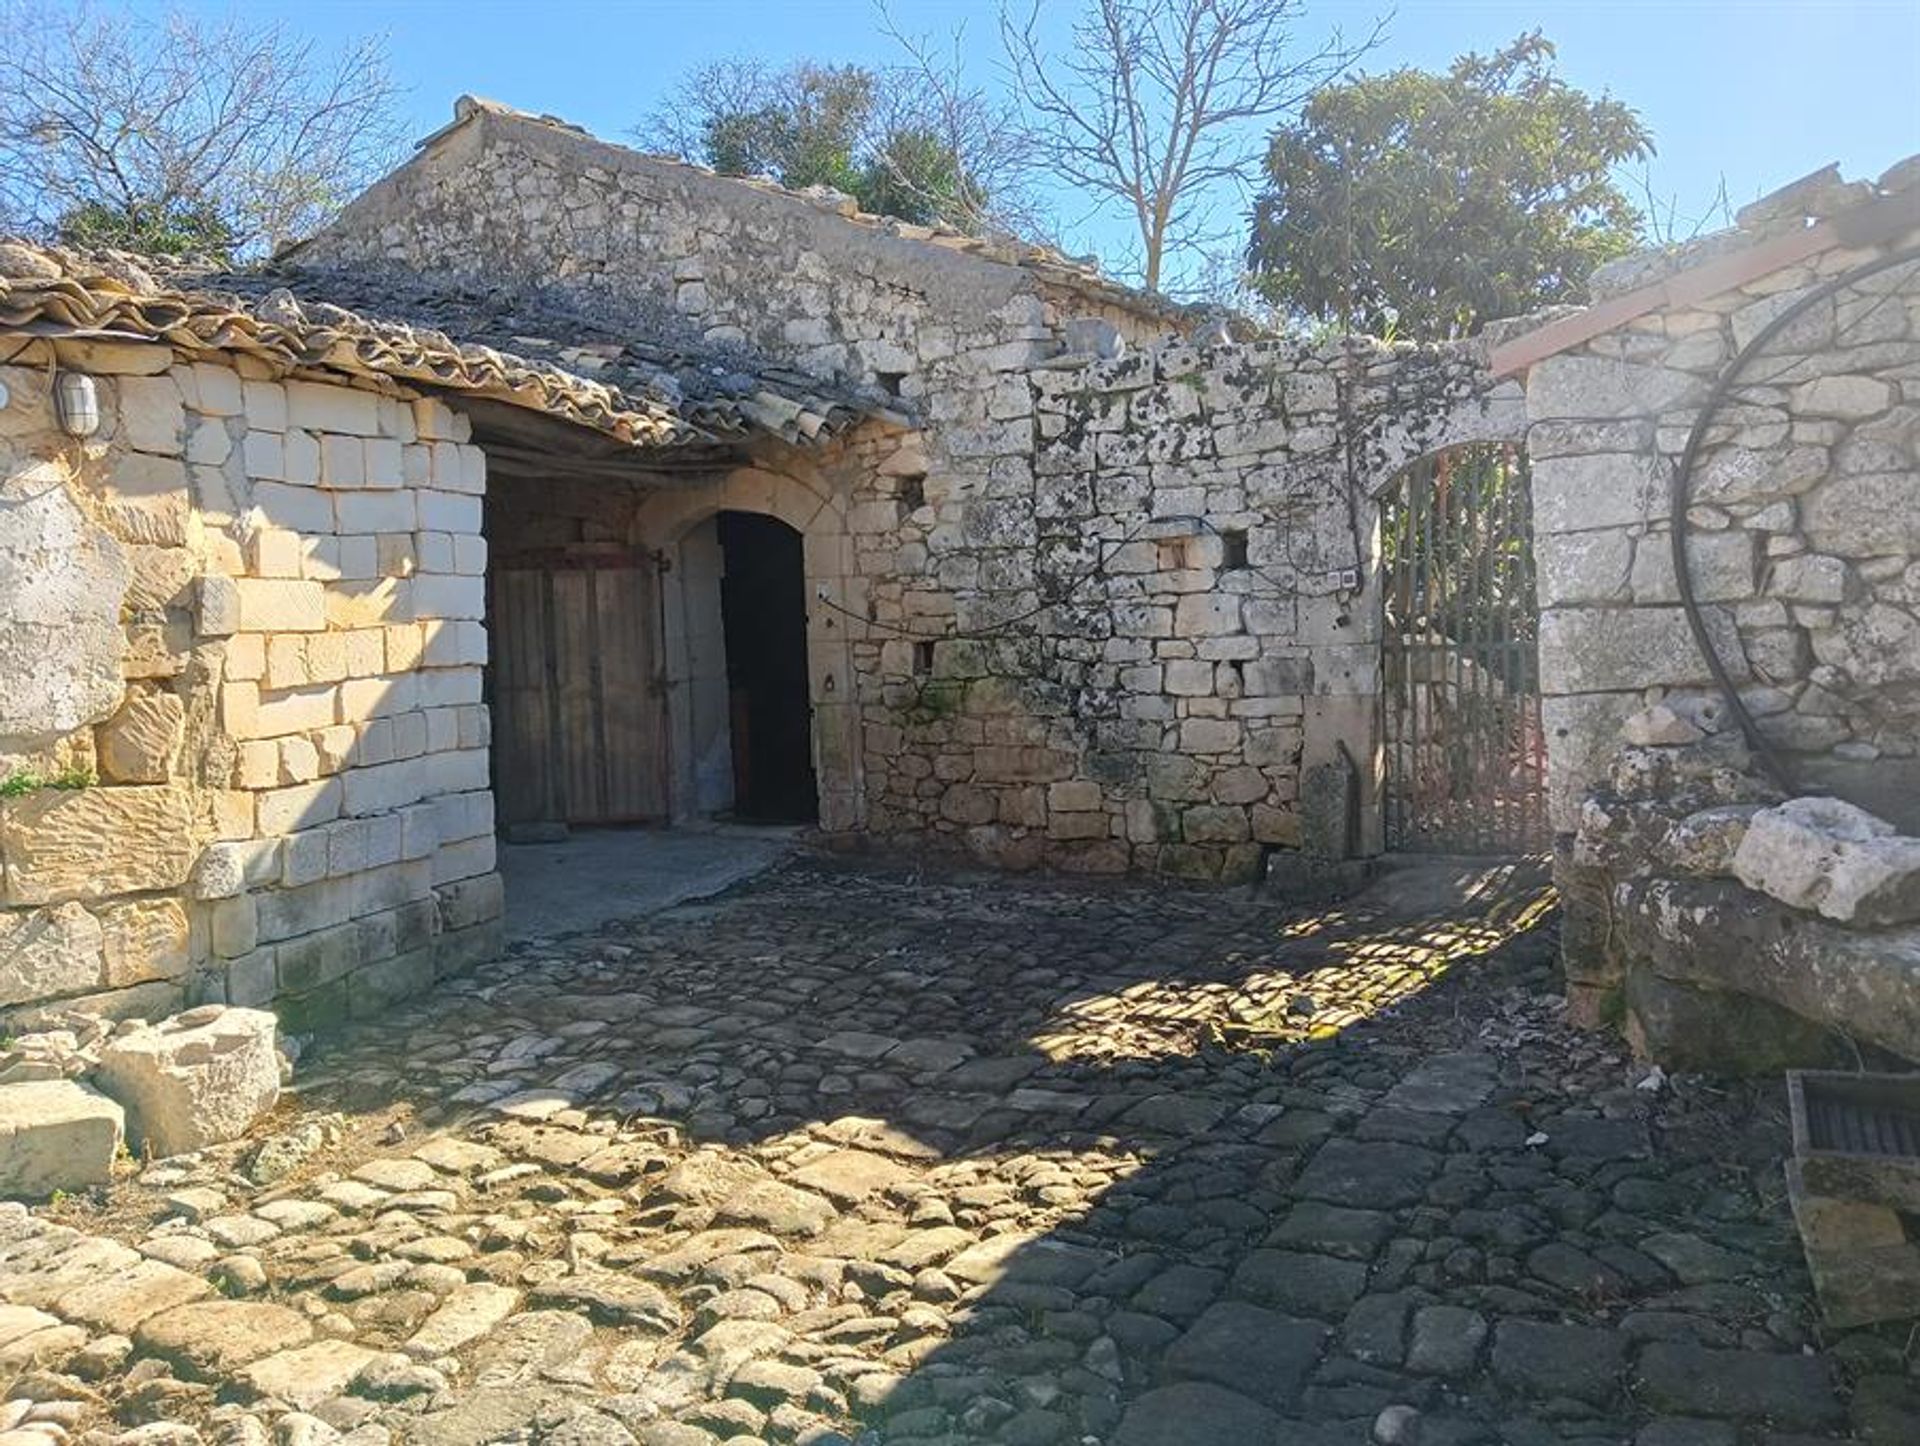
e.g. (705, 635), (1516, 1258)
(1001, 0), (1387, 295)
(0, 1), (407, 258)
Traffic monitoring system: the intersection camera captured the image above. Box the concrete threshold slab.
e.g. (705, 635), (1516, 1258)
(498, 823), (799, 943)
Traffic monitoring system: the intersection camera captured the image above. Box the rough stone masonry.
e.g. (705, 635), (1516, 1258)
(292, 97), (1524, 880)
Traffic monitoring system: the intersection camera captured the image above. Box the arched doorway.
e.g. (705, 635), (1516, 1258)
(717, 510), (818, 822)
(1380, 442), (1548, 853)
(640, 461), (862, 833)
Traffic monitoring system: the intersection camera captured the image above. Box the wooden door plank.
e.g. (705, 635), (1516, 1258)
(595, 563), (665, 821)
(489, 567), (554, 826)
(550, 568), (602, 823)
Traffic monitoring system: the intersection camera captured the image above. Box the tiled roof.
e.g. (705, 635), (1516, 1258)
(0, 239), (880, 451)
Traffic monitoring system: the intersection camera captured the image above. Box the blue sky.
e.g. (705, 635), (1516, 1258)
(160, 0), (1918, 285)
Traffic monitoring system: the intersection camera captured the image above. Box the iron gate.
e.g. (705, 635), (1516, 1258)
(1382, 443), (1549, 853)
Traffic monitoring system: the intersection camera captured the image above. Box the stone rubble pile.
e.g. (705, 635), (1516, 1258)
(1562, 700), (1920, 1072)
(0, 1007), (281, 1196)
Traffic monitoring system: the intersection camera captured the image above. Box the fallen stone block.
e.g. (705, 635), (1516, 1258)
(1733, 796), (1920, 926)
(0, 1078), (124, 1197)
(1614, 876), (1920, 1069)
(1788, 1156), (1920, 1330)
(95, 1005), (280, 1158)
(1660, 803), (1764, 876)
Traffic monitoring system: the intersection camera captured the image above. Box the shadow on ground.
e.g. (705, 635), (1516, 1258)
(12, 853), (1919, 1446)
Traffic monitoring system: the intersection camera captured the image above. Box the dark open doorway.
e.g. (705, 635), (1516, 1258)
(718, 511), (818, 822)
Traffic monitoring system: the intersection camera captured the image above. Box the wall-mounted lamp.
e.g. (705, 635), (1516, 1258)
(54, 371), (99, 438)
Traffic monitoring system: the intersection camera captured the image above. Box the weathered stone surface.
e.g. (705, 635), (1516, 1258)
(0, 902), (105, 1006)
(242, 1339), (380, 1408)
(1295, 1139), (1440, 1208)
(96, 1006), (281, 1156)
(403, 1282), (521, 1359)
(1624, 963), (1847, 1076)
(1789, 1161), (1920, 1328)
(1406, 1305), (1488, 1378)
(713, 1178), (834, 1237)
(134, 1300), (313, 1375)
(1164, 1300), (1328, 1406)
(1732, 796), (1920, 926)
(1112, 1382), (1281, 1445)
(1538, 607), (1745, 694)
(97, 692), (185, 783)
(54, 1257), (210, 1331)
(785, 1148), (910, 1206)
(1634, 1343), (1841, 1426)
(1490, 1320), (1626, 1404)
(0, 1077), (122, 1198)
(1535, 527), (1633, 605)
(1382, 1051), (1496, 1115)
(99, 897), (191, 989)
(1621, 704), (1706, 748)
(0, 784), (196, 905)
(1229, 1248), (1368, 1318)
(0, 462), (128, 745)
(1525, 356), (1705, 421)
(946, 1234), (1109, 1289)
(528, 1273), (680, 1332)
(1661, 804), (1763, 876)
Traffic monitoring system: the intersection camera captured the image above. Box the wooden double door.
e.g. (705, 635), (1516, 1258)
(488, 551), (667, 830)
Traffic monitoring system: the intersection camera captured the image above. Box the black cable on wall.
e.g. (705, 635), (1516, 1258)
(1666, 239), (1920, 793)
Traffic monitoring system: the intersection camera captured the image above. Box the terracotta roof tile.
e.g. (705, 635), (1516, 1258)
(0, 240), (879, 451)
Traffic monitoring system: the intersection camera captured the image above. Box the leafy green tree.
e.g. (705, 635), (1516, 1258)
(55, 199), (238, 259)
(638, 49), (1031, 234)
(860, 126), (988, 227)
(1247, 33), (1652, 338)
(692, 63), (873, 196)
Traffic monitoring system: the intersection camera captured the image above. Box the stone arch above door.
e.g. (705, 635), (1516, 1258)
(637, 462), (863, 834)
(635, 465), (846, 549)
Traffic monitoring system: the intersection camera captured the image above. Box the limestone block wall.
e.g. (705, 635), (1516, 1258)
(1521, 214), (1920, 835)
(0, 341), (503, 1030)
(830, 336), (1524, 878)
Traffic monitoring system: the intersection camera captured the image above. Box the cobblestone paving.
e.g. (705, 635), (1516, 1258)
(6, 855), (1918, 1446)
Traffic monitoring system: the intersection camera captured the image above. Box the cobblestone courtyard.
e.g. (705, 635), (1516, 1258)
(5, 855), (1917, 1446)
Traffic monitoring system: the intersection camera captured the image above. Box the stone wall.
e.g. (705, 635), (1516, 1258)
(825, 336), (1523, 877)
(494, 335), (1521, 880)
(0, 340), (502, 1029)
(295, 103), (1531, 880)
(290, 101), (1179, 404)
(1519, 195), (1920, 836)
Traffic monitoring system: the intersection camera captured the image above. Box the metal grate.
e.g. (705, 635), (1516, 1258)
(1382, 443), (1549, 854)
(1802, 1080), (1920, 1158)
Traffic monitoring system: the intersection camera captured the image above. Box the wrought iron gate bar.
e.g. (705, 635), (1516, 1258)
(1382, 444), (1548, 855)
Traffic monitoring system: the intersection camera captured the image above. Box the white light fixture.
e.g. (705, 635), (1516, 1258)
(54, 371), (99, 438)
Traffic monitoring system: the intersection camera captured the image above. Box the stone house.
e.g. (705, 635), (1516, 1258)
(275, 97), (1524, 873)
(0, 236), (885, 1030)
(2, 91), (1915, 1063)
